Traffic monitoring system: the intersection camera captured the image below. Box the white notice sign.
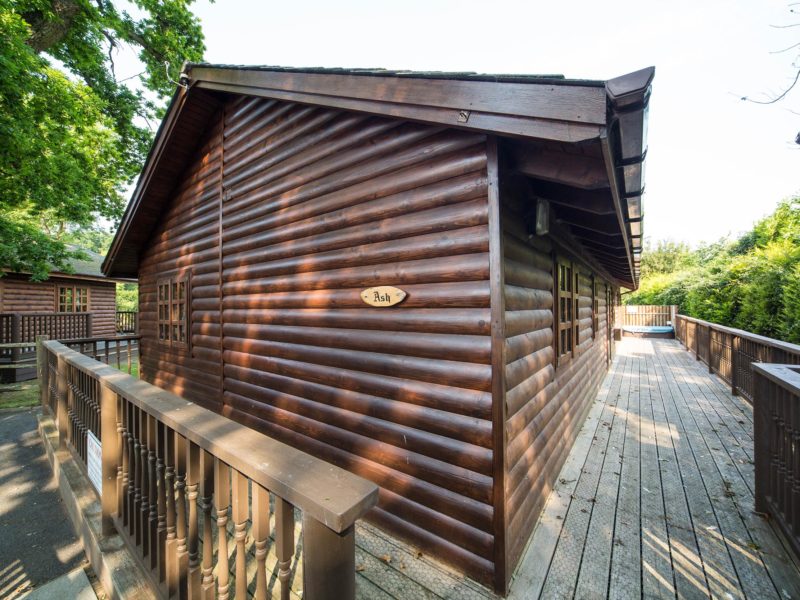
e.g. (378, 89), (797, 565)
(87, 431), (102, 496)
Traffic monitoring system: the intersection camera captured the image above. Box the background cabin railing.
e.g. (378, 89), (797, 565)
(0, 312), (92, 350)
(751, 363), (800, 560)
(37, 339), (378, 600)
(615, 304), (678, 327)
(116, 310), (138, 334)
(675, 314), (800, 403)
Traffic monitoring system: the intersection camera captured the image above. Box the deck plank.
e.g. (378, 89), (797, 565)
(645, 347), (710, 600)
(608, 348), (643, 600)
(510, 338), (800, 600)
(573, 350), (631, 599)
(639, 348), (677, 599)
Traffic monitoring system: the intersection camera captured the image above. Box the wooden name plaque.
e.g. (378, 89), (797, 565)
(361, 286), (407, 307)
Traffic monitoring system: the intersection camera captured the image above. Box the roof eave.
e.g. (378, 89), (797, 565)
(603, 66), (655, 289)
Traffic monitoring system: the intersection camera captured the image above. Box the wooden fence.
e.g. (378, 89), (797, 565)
(116, 311), (138, 334)
(38, 339), (378, 599)
(674, 314), (800, 403)
(751, 363), (800, 560)
(615, 304), (678, 328)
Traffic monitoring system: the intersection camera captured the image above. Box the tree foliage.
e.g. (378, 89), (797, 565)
(627, 197), (800, 342)
(1, 0), (204, 279)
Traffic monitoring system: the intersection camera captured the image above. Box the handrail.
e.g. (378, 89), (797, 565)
(676, 314), (800, 357)
(38, 339), (377, 599)
(674, 314), (800, 402)
(751, 363), (800, 560)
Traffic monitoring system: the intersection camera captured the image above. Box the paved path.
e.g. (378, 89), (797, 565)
(510, 338), (800, 599)
(0, 408), (90, 599)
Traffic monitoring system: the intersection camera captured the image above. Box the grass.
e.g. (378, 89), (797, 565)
(0, 380), (41, 410)
(0, 356), (139, 411)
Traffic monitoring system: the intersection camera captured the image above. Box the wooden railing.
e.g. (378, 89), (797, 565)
(38, 339), (378, 600)
(62, 335), (140, 376)
(616, 304), (678, 327)
(751, 363), (800, 560)
(0, 312), (92, 352)
(675, 314), (800, 402)
(116, 311), (138, 334)
(674, 315), (800, 561)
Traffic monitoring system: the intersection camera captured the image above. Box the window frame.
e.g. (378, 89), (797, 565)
(555, 258), (576, 367)
(57, 285), (90, 313)
(157, 275), (190, 351)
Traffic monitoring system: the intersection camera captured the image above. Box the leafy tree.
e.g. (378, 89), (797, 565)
(638, 239), (693, 278)
(1, 0), (205, 279)
(627, 196), (800, 343)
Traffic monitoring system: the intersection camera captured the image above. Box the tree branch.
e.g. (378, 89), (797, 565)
(742, 68), (800, 104)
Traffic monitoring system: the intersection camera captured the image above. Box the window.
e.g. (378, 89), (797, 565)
(58, 286), (89, 312)
(157, 277), (189, 349)
(556, 260), (575, 364)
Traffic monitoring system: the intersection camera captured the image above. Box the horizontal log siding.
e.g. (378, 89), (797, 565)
(0, 276), (55, 312)
(501, 204), (611, 575)
(88, 282), (116, 336)
(138, 113), (224, 411)
(0, 276), (117, 336)
(138, 97), (496, 584)
(221, 98), (494, 581)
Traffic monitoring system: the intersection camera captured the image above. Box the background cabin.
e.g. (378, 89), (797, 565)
(1, 248), (131, 381)
(103, 64), (651, 593)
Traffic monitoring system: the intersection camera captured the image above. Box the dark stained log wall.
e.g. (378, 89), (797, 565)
(87, 283), (117, 336)
(138, 114), (224, 409)
(0, 275), (117, 336)
(500, 199), (612, 576)
(138, 96), (498, 584)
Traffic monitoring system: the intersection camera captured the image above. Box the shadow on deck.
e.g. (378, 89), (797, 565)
(507, 338), (800, 600)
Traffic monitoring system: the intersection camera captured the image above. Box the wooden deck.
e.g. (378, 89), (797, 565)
(507, 337), (800, 600)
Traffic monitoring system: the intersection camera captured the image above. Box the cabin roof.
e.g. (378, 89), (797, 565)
(103, 63), (653, 287)
(4, 246), (131, 284)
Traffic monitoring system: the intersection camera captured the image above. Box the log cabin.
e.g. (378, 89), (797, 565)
(102, 64), (652, 593)
(1, 248), (127, 381)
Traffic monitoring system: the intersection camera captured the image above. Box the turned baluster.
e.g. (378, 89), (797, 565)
(175, 433), (189, 598)
(232, 470), (249, 599)
(164, 427), (178, 598)
(187, 443), (201, 597)
(117, 395), (127, 522)
(275, 498), (295, 600)
(199, 450), (215, 600)
(132, 406), (142, 546)
(214, 459), (231, 600)
(139, 409), (150, 557)
(148, 414), (158, 569)
(252, 483), (270, 600)
(155, 421), (167, 582)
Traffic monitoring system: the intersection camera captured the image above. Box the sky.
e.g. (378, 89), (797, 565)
(121, 0), (799, 247)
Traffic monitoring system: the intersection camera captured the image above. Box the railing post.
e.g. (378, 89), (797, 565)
(10, 313), (21, 368)
(86, 312), (94, 338)
(56, 352), (68, 450)
(694, 323), (700, 360)
(302, 516), (356, 600)
(753, 369), (770, 513)
(708, 327), (715, 374)
(36, 336), (48, 409)
(100, 381), (119, 536)
(731, 335), (739, 396)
